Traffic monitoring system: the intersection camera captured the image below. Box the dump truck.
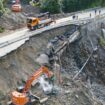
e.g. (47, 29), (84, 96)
(27, 12), (54, 30)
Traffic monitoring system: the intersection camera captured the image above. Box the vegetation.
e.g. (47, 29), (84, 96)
(1, 0), (105, 14)
(99, 36), (105, 48)
(40, 0), (105, 13)
(0, 0), (5, 13)
(40, 0), (60, 13)
(0, 26), (5, 33)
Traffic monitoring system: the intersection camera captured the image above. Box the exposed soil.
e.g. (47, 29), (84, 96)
(0, 16), (105, 105)
(60, 17), (105, 104)
(0, 25), (74, 104)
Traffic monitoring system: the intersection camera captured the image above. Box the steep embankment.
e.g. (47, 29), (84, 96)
(0, 25), (72, 94)
(61, 18), (105, 104)
(1, 17), (105, 105)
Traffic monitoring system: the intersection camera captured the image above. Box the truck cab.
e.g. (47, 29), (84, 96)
(27, 12), (53, 30)
(27, 17), (40, 30)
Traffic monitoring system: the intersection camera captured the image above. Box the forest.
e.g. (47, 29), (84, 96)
(0, 0), (105, 13)
(40, 0), (105, 13)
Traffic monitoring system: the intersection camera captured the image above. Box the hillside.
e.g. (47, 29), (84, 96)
(0, 17), (105, 105)
(0, 1), (105, 105)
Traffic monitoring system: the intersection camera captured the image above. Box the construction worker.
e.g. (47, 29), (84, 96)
(72, 15), (75, 20)
(90, 13), (91, 18)
(99, 10), (101, 15)
(95, 9), (97, 15)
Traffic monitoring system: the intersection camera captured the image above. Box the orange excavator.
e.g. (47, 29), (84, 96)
(9, 66), (53, 105)
(11, 0), (22, 12)
(11, 0), (40, 12)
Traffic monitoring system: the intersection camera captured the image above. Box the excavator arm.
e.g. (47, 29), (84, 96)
(23, 66), (53, 93)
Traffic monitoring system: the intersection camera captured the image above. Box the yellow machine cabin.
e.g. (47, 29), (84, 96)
(27, 12), (53, 30)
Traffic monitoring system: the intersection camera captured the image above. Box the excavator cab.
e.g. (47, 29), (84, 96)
(16, 86), (24, 93)
(11, 90), (40, 105)
(11, 0), (22, 12)
(11, 91), (29, 105)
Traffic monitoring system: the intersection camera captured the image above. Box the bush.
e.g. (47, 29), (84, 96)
(62, 0), (105, 13)
(0, 26), (5, 33)
(40, 0), (60, 13)
(99, 36), (105, 47)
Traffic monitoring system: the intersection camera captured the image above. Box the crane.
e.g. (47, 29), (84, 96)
(9, 66), (54, 105)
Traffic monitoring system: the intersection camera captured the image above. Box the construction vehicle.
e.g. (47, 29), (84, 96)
(11, 0), (40, 12)
(9, 66), (54, 105)
(11, 0), (22, 12)
(27, 12), (54, 30)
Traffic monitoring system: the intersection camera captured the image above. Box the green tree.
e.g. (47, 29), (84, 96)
(0, 0), (5, 13)
(62, 0), (104, 13)
(62, 0), (80, 12)
(101, 0), (105, 6)
(40, 0), (105, 13)
(40, 0), (60, 13)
